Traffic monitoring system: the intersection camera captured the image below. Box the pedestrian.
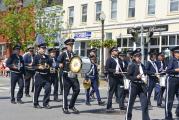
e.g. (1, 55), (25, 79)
(105, 47), (126, 111)
(58, 38), (80, 114)
(165, 46), (179, 119)
(125, 48), (150, 120)
(6, 44), (25, 104)
(33, 34), (51, 109)
(23, 45), (35, 97)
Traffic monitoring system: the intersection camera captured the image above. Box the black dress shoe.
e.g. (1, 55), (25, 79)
(17, 100), (24, 104)
(25, 94), (31, 97)
(86, 102), (91, 106)
(43, 105), (51, 109)
(11, 100), (16, 104)
(54, 98), (61, 102)
(34, 105), (42, 109)
(69, 107), (79, 114)
(98, 101), (105, 106)
(62, 108), (70, 114)
(106, 108), (115, 112)
(120, 106), (127, 110)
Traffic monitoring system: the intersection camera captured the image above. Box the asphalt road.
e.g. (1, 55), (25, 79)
(0, 76), (179, 120)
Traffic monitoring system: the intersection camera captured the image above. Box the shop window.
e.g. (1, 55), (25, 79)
(177, 35), (179, 45)
(122, 38), (127, 47)
(117, 38), (121, 47)
(80, 42), (86, 56)
(128, 38), (133, 47)
(150, 37), (159, 45)
(162, 36), (168, 45)
(169, 35), (176, 45)
(74, 42), (80, 56)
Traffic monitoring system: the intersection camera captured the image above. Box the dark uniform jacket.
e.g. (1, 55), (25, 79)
(127, 61), (146, 83)
(33, 54), (50, 74)
(146, 60), (158, 77)
(57, 51), (75, 72)
(105, 56), (124, 78)
(156, 60), (166, 75)
(6, 54), (25, 74)
(49, 57), (59, 74)
(23, 52), (35, 71)
(85, 63), (98, 79)
(166, 57), (179, 76)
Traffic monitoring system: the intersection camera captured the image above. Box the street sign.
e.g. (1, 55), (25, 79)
(74, 32), (92, 38)
(127, 25), (168, 34)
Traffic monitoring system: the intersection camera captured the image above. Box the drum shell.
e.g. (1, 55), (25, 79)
(124, 78), (130, 90)
(160, 75), (166, 87)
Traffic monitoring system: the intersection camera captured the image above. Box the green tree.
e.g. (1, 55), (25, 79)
(0, 0), (35, 50)
(33, 0), (64, 47)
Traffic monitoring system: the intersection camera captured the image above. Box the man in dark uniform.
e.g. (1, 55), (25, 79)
(58, 38), (80, 114)
(105, 47), (125, 111)
(48, 48), (60, 102)
(88, 48), (98, 99)
(33, 34), (51, 109)
(57, 46), (67, 95)
(6, 44), (25, 104)
(156, 52), (166, 107)
(126, 48), (150, 120)
(116, 51), (129, 103)
(23, 45), (35, 97)
(146, 51), (159, 106)
(85, 55), (105, 106)
(165, 46), (179, 119)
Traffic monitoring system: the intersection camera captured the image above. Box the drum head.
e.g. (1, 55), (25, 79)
(69, 56), (82, 73)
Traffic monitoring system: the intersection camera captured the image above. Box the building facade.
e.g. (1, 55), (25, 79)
(62, 0), (179, 62)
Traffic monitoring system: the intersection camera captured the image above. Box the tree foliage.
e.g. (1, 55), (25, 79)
(0, 0), (35, 50)
(89, 39), (117, 48)
(33, 0), (64, 47)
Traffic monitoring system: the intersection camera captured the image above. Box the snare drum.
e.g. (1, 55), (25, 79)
(124, 78), (130, 90)
(160, 75), (166, 87)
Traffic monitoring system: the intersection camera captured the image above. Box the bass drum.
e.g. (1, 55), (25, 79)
(69, 56), (92, 74)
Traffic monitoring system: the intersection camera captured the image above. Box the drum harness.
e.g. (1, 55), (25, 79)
(63, 51), (77, 78)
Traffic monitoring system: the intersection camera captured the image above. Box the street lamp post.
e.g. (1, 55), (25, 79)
(99, 11), (106, 79)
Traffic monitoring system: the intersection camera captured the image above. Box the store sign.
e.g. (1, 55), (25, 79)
(127, 25), (168, 34)
(74, 32), (92, 38)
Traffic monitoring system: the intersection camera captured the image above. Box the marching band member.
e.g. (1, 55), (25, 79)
(88, 48), (98, 99)
(85, 55), (105, 106)
(48, 48), (60, 102)
(117, 51), (129, 102)
(105, 47), (125, 111)
(125, 48), (150, 120)
(58, 46), (67, 95)
(6, 44), (25, 104)
(58, 38), (80, 114)
(33, 34), (51, 109)
(156, 52), (166, 107)
(165, 46), (179, 119)
(146, 51), (159, 106)
(23, 45), (35, 97)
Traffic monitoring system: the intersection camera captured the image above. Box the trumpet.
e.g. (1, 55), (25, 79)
(50, 67), (56, 73)
(38, 63), (50, 70)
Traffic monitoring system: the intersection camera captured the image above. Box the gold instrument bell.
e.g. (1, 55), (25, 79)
(83, 80), (91, 89)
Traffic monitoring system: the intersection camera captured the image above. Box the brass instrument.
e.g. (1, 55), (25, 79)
(38, 63), (50, 70)
(83, 80), (91, 89)
(50, 67), (56, 73)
